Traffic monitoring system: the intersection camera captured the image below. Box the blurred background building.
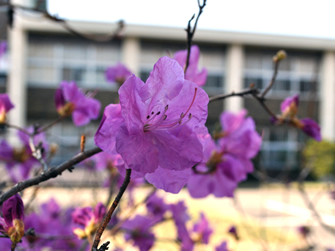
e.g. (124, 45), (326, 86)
(2, 0), (335, 177)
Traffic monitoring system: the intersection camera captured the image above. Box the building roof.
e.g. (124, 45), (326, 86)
(19, 18), (335, 51)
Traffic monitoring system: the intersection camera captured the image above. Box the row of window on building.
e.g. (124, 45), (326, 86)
(25, 34), (321, 170)
(26, 36), (321, 96)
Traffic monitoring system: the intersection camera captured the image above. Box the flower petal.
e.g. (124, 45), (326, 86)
(145, 166), (192, 194)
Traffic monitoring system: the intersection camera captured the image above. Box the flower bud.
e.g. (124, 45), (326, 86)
(0, 94), (14, 124)
(8, 219), (24, 243)
(49, 143), (59, 155)
(73, 228), (87, 239)
(273, 50), (287, 62)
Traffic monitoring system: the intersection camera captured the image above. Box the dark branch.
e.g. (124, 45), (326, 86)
(259, 60), (280, 99)
(4, 123), (31, 136)
(1, 3), (124, 42)
(209, 88), (259, 103)
(109, 187), (157, 235)
(92, 169), (132, 251)
(184, 0), (207, 73)
(297, 164), (335, 236)
(260, 50), (286, 99)
(97, 241), (110, 251)
(0, 147), (102, 205)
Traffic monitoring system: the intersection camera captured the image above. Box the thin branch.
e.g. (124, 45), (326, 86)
(260, 50), (286, 99)
(37, 117), (64, 133)
(184, 0), (207, 72)
(109, 187), (157, 235)
(92, 169), (132, 251)
(1, 3), (124, 42)
(209, 87), (278, 118)
(209, 88), (259, 103)
(259, 60), (280, 99)
(11, 242), (16, 251)
(0, 147), (102, 206)
(29, 132), (48, 171)
(251, 93), (278, 118)
(4, 123), (31, 136)
(297, 165), (335, 236)
(298, 182), (335, 236)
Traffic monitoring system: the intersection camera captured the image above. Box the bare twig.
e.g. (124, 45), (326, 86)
(298, 182), (335, 235)
(92, 169), (132, 251)
(1, 3), (124, 42)
(297, 164), (335, 236)
(0, 147), (102, 205)
(24, 186), (39, 211)
(37, 117), (64, 133)
(251, 93), (278, 118)
(29, 132), (48, 171)
(260, 50), (286, 99)
(184, 0), (206, 72)
(209, 87), (277, 118)
(4, 123), (31, 136)
(110, 187), (157, 235)
(259, 60), (280, 99)
(209, 88), (259, 103)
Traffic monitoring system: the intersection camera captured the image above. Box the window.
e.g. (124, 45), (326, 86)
(27, 36), (121, 89)
(244, 49), (320, 97)
(62, 67), (86, 83)
(140, 70), (151, 82)
(260, 127), (301, 169)
(203, 73), (224, 94)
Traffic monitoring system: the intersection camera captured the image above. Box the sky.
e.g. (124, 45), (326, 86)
(48, 0), (335, 39)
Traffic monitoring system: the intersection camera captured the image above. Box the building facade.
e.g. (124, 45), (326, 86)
(6, 15), (335, 170)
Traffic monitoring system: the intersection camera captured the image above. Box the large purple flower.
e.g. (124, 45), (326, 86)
(174, 45), (208, 87)
(274, 95), (321, 141)
(188, 110), (262, 198)
(0, 93), (14, 123)
(95, 57), (209, 177)
(0, 194), (25, 244)
(55, 81), (101, 126)
(105, 63), (132, 86)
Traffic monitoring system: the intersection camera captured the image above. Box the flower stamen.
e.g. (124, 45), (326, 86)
(143, 88), (197, 132)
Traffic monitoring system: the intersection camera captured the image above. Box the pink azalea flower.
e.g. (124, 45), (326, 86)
(146, 193), (169, 221)
(188, 110), (262, 198)
(0, 127), (48, 183)
(122, 215), (156, 251)
(192, 212), (213, 244)
(228, 225), (239, 240)
(0, 93), (14, 123)
(105, 63), (132, 86)
(274, 95), (321, 141)
(174, 45), (208, 86)
(95, 57), (209, 178)
(170, 201), (194, 251)
(280, 94), (299, 119)
(0, 194), (25, 244)
(216, 241), (229, 251)
(72, 202), (106, 239)
(55, 81), (101, 126)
